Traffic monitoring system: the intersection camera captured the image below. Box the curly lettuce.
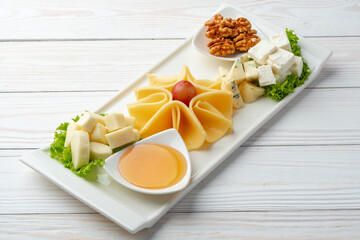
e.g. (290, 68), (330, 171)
(263, 29), (311, 101)
(49, 115), (105, 177)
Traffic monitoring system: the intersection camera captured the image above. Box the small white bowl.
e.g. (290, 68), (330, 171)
(192, 4), (267, 61)
(103, 129), (191, 195)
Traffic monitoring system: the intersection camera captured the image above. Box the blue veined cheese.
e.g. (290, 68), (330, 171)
(225, 58), (246, 85)
(268, 48), (295, 76)
(221, 78), (244, 109)
(269, 31), (291, 51)
(243, 61), (259, 81)
(248, 40), (277, 65)
(217, 66), (229, 81)
(258, 65), (276, 86)
(290, 56), (303, 77)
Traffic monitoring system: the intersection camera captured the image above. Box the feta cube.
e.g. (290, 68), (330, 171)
(243, 61), (259, 81)
(268, 48), (295, 76)
(104, 113), (127, 132)
(290, 56), (303, 77)
(258, 65), (276, 86)
(275, 71), (291, 83)
(248, 40), (277, 65)
(269, 31), (291, 51)
(105, 126), (136, 149)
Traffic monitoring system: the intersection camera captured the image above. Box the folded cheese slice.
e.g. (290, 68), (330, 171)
(140, 101), (206, 150)
(127, 87), (172, 130)
(190, 91), (233, 143)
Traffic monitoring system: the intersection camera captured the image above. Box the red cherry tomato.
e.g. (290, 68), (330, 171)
(172, 81), (196, 106)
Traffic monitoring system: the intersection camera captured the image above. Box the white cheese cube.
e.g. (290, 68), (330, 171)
(290, 56), (303, 77)
(76, 112), (97, 133)
(258, 65), (276, 86)
(71, 131), (90, 169)
(64, 122), (83, 147)
(105, 126), (136, 149)
(275, 71), (291, 83)
(240, 54), (249, 63)
(225, 58), (246, 85)
(248, 40), (277, 65)
(90, 142), (112, 160)
(125, 116), (135, 127)
(133, 129), (140, 141)
(243, 61), (259, 81)
(104, 113), (126, 132)
(269, 31), (291, 51)
(90, 123), (108, 145)
(268, 48), (295, 76)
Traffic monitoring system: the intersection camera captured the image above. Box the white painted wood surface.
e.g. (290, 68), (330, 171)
(0, 1), (359, 239)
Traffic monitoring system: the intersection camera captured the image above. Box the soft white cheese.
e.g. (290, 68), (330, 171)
(275, 71), (291, 83)
(243, 61), (259, 81)
(76, 112), (98, 133)
(240, 54), (249, 63)
(290, 56), (303, 77)
(104, 113), (127, 132)
(90, 123), (108, 145)
(71, 130), (90, 170)
(248, 40), (277, 65)
(105, 126), (136, 149)
(268, 48), (295, 76)
(258, 65), (276, 86)
(90, 142), (112, 161)
(269, 31), (291, 51)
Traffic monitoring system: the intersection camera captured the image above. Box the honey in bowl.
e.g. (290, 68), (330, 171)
(118, 143), (187, 189)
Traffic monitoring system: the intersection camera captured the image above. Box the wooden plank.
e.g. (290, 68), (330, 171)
(1, 211), (360, 239)
(2, 145), (360, 214)
(0, 0), (358, 40)
(0, 37), (358, 92)
(1, 88), (359, 149)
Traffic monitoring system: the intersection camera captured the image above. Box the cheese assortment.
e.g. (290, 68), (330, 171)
(65, 112), (140, 169)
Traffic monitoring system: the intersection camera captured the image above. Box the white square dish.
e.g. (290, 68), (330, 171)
(20, 3), (332, 234)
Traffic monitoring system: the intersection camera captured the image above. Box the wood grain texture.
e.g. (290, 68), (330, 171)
(2, 145), (360, 214)
(1, 211), (360, 239)
(1, 88), (359, 149)
(0, 0), (358, 40)
(0, 37), (358, 92)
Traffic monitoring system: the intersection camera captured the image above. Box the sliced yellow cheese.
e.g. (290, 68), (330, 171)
(190, 91), (233, 143)
(104, 113), (126, 132)
(64, 122), (83, 147)
(105, 126), (136, 149)
(71, 130), (90, 170)
(90, 142), (112, 160)
(140, 101), (206, 150)
(128, 87), (172, 130)
(90, 123), (108, 145)
(147, 73), (178, 87)
(76, 112), (97, 133)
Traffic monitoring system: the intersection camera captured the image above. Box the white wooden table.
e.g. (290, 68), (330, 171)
(1, 1), (360, 239)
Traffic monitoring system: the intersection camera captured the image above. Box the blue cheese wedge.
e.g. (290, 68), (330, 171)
(225, 58), (246, 84)
(71, 130), (90, 169)
(243, 61), (259, 81)
(269, 31), (291, 51)
(290, 56), (303, 77)
(218, 66), (229, 80)
(268, 48), (295, 76)
(248, 40), (277, 65)
(258, 65), (276, 87)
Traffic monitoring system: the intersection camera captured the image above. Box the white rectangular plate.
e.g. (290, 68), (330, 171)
(20, 3), (332, 234)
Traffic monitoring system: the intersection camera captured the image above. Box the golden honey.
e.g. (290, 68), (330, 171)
(118, 143), (187, 189)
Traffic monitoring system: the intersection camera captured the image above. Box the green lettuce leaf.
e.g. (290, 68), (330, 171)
(263, 29), (311, 101)
(49, 115), (105, 177)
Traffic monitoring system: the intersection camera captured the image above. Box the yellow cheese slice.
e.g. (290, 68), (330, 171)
(147, 73), (178, 87)
(128, 87), (172, 130)
(140, 101), (206, 150)
(190, 91), (233, 143)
